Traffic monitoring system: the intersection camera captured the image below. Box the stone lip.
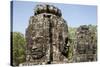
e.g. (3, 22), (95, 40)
(34, 4), (62, 17)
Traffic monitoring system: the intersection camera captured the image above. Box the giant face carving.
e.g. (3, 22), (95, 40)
(26, 27), (48, 59)
(26, 14), (49, 60)
(29, 36), (47, 59)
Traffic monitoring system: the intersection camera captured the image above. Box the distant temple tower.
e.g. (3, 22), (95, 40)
(75, 25), (97, 62)
(25, 4), (69, 65)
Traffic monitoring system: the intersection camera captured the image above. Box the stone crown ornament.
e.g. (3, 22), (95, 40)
(34, 4), (62, 17)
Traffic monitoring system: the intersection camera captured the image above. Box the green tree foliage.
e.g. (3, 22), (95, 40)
(68, 27), (77, 39)
(67, 27), (77, 61)
(12, 32), (26, 66)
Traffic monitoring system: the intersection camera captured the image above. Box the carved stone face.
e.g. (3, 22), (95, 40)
(29, 36), (46, 59)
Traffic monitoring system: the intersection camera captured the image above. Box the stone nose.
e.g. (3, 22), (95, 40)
(32, 46), (37, 50)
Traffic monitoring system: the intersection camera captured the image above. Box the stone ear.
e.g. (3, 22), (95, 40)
(65, 37), (68, 45)
(61, 45), (69, 58)
(61, 37), (70, 57)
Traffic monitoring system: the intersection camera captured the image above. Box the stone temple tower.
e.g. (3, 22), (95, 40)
(25, 4), (69, 65)
(75, 25), (97, 62)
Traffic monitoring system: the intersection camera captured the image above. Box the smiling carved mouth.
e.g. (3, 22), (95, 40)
(31, 48), (43, 55)
(31, 49), (45, 59)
